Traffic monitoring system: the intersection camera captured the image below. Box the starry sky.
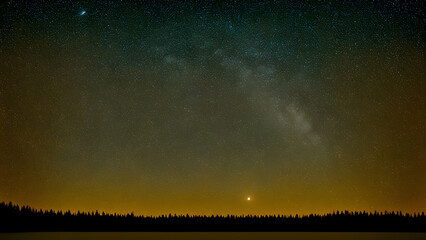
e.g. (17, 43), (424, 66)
(0, 0), (425, 216)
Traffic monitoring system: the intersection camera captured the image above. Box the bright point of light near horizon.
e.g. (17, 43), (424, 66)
(0, 0), (423, 217)
(247, 197), (251, 201)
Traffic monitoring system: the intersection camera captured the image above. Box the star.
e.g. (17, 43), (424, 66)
(0, 0), (423, 217)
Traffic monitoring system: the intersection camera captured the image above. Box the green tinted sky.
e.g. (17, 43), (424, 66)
(0, 0), (424, 215)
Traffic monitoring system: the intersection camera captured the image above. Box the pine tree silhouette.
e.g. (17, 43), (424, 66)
(0, 202), (425, 232)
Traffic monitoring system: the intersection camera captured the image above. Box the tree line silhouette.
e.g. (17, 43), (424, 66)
(1, 202), (425, 232)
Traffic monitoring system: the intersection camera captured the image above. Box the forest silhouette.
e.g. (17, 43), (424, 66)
(1, 202), (425, 232)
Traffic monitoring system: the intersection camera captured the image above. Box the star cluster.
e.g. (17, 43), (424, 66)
(0, 1), (424, 215)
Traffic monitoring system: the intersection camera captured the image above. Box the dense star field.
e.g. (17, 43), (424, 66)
(0, 1), (424, 216)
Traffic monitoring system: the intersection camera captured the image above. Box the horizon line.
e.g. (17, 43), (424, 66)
(2, 201), (424, 219)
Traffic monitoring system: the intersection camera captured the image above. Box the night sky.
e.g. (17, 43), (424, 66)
(0, 1), (425, 216)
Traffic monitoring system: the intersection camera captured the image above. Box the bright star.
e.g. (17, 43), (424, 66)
(247, 197), (251, 201)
